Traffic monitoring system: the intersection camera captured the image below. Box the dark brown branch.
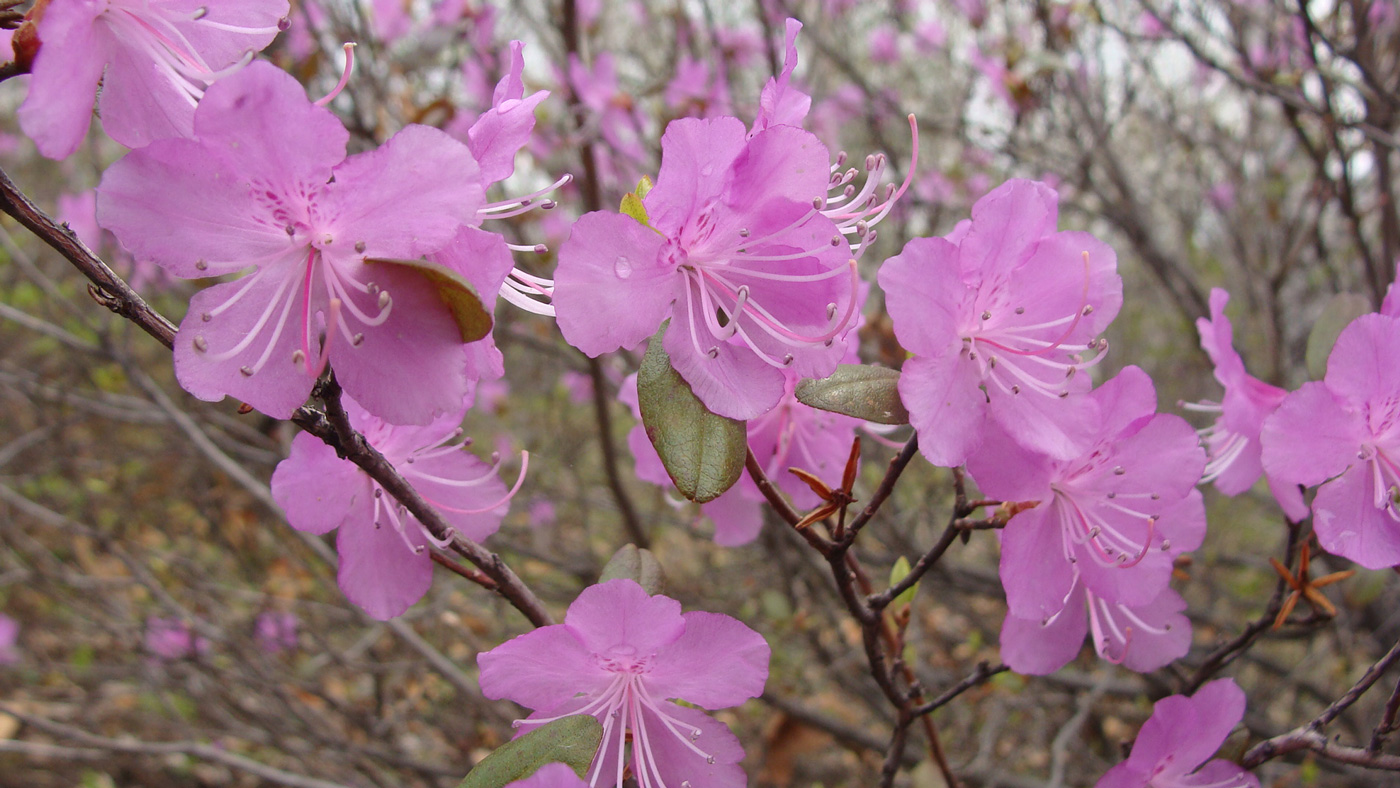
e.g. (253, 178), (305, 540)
(843, 435), (919, 544)
(910, 662), (1011, 718)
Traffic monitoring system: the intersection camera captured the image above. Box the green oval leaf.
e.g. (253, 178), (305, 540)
(365, 256), (493, 343)
(795, 364), (909, 425)
(457, 715), (602, 788)
(599, 544), (666, 595)
(637, 321), (747, 503)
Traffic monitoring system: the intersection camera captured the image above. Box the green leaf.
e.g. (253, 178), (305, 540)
(637, 321), (747, 503)
(795, 365), (909, 425)
(619, 176), (655, 226)
(889, 556), (917, 608)
(365, 257), (493, 343)
(457, 715), (603, 788)
(1305, 293), (1372, 380)
(599, 544), (666, 595)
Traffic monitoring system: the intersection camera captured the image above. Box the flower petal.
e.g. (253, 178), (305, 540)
(329, 262), (472, 425)
(959, 179), (1059, 286)
(324, 124), (484, 260)
(664, 300), (786, 420)
(478, 626), (608, 711)
(271, 432), (367, 535)
(1261, 382), (1364, 487)
(638, 704), (748, 788)
(878, 235), (968, 357)
(563, 579), (686, 657)
(173, 268), (315, 419)
(1000, 503), (1076, 619)
(899, 345), (989, 468)
(97, 137), (290, 279)
(1313, 466), (1400, 569)
(554, 213), (675, 357)
(1000, 583), (1086, 675)
(647, 611), (770, 708)
(18, 0), (108, 159)
(335, 502), (433, 620)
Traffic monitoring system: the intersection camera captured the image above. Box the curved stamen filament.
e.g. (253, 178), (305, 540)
(479, 173), (575, 216)
(1088, 594), (1132, 664)
(703, 261), (858, 346)
(416, 451), (529, 515)
(1060, 494), (1156, 568)
(201, 266), (299, 363)
(315, 43), (356, 107)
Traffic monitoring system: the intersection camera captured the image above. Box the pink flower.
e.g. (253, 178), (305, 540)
(1095, 679), (1258, 788)
(1262, 313), (1400, 569)
(478, 579), (770, 788)
(1185, 289), (1307, 521)
(97, 61), (489, 423)
(271, 396), (517, 619)
(145, 616), (209, 660)
(1000, 575), (1190, 675)
(0, 614), (18, 665)
(254, 611), (299, 653)
(19, 0), (289, 159)
(878, 179), (1122, 467)
(967, 367), (1206, 621)
(554, 115), (858, 420)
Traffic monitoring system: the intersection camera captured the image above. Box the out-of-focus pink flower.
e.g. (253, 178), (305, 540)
(868, 24), (900, 64)
(913, 21), (947, 53)
(255, 611), (299, 653)
(1095, 679), (1259, 788)
(479, 579), (769, 788)
(146, 616), (209, 660)
(19, 0), (290, 159)
(0, 614), (19, 665)
(526, 498), (556, 530)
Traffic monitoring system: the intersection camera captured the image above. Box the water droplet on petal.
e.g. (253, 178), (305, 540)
(192, 336), (208, 352)
(201, 312), (212, 322)
(239, 365), (255, 377)
(614, 257), (633, 279)
(706, 755), (716, 764)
